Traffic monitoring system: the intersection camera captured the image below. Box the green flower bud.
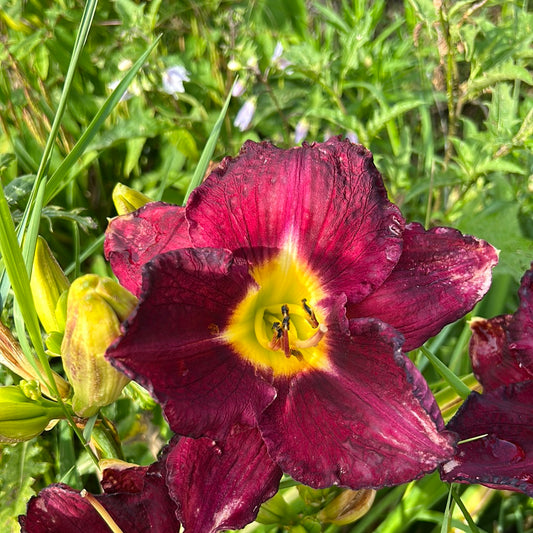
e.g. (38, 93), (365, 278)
(0, 321), (70, 399)
(61, 275), (137, 417)
(317, 488), (376, 526)
(30, 236), (70, 334)
(112, 183), (152, 215)
(0, 383), (65, 443)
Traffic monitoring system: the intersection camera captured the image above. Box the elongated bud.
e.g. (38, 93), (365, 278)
(0, 321), (70, 399)
(0, 383), (65, 443)
(61, 275), (137, 417)
(112, 183), (152, 215)
(317, 488), (376, 526)
(31, 236), (70, 334)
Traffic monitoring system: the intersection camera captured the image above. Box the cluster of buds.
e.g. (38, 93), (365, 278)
(3, 230), (139, 426)
(31, 230), (139, 417)
(0, 231), (140, 442)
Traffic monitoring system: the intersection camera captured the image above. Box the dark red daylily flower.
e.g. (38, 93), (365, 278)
(20, 424), (281, 533)
(105, 138), (497, 489)
(441, 265), (533, 496)
(19, 464), (177, 533)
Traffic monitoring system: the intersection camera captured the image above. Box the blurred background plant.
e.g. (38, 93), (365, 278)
(0, 0), (531, 531)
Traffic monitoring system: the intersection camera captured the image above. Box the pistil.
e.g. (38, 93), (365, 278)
(293, 324), (328, 349)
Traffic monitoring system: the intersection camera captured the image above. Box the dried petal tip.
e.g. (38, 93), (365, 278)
(0, 383), (65, 443)
(61, 275), (138, 417)
(0, 321), (70, 399)
(112, 183), (153, 216)
(30, 236), (70, 334)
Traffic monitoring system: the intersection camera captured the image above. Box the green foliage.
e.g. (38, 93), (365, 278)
(0, 440), (54, 533)
(0, 0), (531, 531)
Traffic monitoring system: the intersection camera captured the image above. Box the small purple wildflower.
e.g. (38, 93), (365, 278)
(294, 119), (309, 144)
(162, 66), (190, 95)
(233, 99), (256, 131)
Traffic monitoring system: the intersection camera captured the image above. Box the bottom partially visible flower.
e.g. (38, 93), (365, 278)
(441, 264), (533, 496)
(20, 424), (282, 533)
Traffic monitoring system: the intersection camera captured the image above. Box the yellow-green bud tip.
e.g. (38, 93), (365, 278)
(112, 183), (152, 215)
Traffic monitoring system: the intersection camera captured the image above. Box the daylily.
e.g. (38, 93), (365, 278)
(20, 424), (281, 533)
(105, 138), (497, 489)
(441, 264), (533, 496)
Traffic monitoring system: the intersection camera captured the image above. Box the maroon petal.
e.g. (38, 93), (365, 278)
(347, 223), (498, 351)
(469, 315), (532, 390)
(104, 202), (191, 297)
(258, 317), (455, 489)
(106, 247), (276, 439)
(19, 471), (179, 533)
(187, 138), (404, 303)
(100, 463), (150, 493)
(440, 381), (533, 497)
(166, 426), (282, 533)
(509, 265), (533, 371)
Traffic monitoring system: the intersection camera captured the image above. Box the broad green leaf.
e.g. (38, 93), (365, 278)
(461, 63), (533, 102)
(0, 440), (53, 532)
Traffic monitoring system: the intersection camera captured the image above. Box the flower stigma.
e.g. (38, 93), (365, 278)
(225, 250), (331, 376)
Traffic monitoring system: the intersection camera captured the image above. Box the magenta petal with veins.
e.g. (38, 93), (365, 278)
(167, 425), (282, 533)
(348, 223), (498, 351)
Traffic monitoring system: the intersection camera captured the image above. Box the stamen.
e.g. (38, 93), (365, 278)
(281, 305), (290, 325)
(289, 349), (303, 360)
(281, 305), (291, 357)
(301, 298), (319, 328)
(293, 324), (328, 349)
(268, 322), (283, 350)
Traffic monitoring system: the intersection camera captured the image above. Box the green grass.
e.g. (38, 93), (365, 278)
(0, 0), (531, 531)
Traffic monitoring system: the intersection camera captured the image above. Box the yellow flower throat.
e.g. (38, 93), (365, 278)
(225, 251), (331, 376)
